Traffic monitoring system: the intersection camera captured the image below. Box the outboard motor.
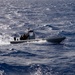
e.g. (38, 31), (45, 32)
(28, 30), (35, 39)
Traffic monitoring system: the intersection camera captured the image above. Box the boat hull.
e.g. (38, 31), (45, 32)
(10, 39), (39, 44)
(10, 36), (66, 44)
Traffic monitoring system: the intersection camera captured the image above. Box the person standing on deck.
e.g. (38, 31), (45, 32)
(14, 37), (16, 41)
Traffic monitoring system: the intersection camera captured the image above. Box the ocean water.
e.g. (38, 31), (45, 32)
(0, 0), (75, 75)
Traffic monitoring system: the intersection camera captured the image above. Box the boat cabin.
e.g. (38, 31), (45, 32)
(28, 30), (35, 39)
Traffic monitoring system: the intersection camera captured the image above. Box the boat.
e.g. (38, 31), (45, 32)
(10, 36), (66, 44)
(10, 29), (66, 44)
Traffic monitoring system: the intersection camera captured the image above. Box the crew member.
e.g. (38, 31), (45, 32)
(14, 37), (16, 41)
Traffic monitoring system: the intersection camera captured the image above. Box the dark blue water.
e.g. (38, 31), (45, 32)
(0, 0), (75, 75)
